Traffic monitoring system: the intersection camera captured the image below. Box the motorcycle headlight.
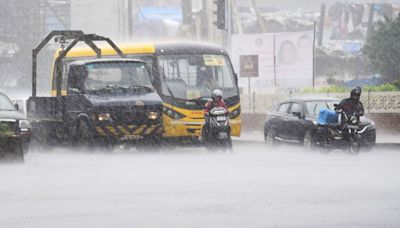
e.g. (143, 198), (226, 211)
(148, 111), (158, 120)
(350, 116), (358, 124)
(19, 120), (31, 130)
(98, 113), (111, 121)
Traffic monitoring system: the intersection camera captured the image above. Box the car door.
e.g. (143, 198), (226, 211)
(273, 102), (292, 140)
(286, 101), (307, 142)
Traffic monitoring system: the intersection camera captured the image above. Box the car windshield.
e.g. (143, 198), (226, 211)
(0, 94), (16, 111)
(305, 100), (339, 117)
(84, 61), (153, 93)
(158, 54), (238, 100)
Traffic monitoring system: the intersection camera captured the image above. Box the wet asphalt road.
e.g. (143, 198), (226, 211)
(1, 142), (400, 228)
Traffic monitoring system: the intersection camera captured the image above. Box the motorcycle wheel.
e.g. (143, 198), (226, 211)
(348, 136), (360, 154)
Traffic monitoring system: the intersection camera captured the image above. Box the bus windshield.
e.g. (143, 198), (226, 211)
(84, 61), (153, 93)
(158, 54), (238, 100)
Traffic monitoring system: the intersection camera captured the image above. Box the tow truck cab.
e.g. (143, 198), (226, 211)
(67, 59), (163, 142)
(27, 31), (163, 147)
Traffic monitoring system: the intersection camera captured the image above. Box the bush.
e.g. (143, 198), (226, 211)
(363, 83), (399, 92)
(0, 123), (13, 137)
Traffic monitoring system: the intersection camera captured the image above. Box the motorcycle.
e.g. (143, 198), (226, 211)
(201, 107), (232, 152)
(316, 104), (372, 154)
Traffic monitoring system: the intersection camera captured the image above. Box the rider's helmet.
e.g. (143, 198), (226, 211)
(212, 89), (223, 101)
(350, 86), (362, 101)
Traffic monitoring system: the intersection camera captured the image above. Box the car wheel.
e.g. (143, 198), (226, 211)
(303, 131), (315, 151)
(265, 130), (277, 146)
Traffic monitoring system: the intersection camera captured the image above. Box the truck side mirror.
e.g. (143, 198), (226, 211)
(14, 103), (19, 111)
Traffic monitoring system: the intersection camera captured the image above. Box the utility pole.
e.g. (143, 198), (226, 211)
(313, 21), (317, 91)
(251, 0), (266, 33)
(207, 0), (214, 42)
(181, 0), (192, 25)
(367, 3), (375, 39)
(128, 0), (133, 38)
(317, 3), (325, 47)
(230, 0), (243, 34)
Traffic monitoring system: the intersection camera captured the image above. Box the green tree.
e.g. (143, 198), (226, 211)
(363, 15), (400, 82)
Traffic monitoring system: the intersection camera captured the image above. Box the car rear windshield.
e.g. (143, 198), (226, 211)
(305, 100), (339, 117)
(0, 94), (15, 111)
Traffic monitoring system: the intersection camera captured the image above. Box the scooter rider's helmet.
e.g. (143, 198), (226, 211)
(350, 86), (362, 101)
(212, 89), (223, 101)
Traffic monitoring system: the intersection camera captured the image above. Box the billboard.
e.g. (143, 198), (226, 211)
(231, 31), (314, 90)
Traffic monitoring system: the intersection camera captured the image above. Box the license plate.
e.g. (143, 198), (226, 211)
(121, 135), (143, 140)
(218, 132), (228, 139)
(216, 116), (226, 121)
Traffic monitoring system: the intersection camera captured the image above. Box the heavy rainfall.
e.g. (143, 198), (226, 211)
(0, 0), (400, 227)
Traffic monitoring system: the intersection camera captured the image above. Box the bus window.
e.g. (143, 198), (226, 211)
(158, 54), (238, 100)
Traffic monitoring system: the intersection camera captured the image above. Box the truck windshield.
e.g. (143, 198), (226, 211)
(0, 94), (16, 111)
(84, 61), (153, 93)
(158, 54), (238, 100)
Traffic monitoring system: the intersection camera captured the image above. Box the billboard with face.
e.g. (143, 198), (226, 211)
(231, 31), (313, 91)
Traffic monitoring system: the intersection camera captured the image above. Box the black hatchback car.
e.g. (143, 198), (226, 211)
(0, 91), (32, 160)
(264, 97), (376, 150)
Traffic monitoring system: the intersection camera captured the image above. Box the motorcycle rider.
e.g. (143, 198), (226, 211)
(202, 89), (228, 135)
(338, 86), (365, 118)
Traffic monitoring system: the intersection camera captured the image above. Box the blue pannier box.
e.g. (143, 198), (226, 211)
(317, 108), (338, 125)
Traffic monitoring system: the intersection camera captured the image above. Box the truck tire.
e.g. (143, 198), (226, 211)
(76, 119), (95, 149)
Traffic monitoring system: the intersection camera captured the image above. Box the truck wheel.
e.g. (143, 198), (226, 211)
(14, 140), (25, 162)
(136, 136), (161, 152)
(76, 119), (94, 149)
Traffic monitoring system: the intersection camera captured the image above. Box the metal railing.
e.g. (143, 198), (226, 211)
(241, 91), (400, 114)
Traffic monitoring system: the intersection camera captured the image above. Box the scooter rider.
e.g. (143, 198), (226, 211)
(338, 86), (365, 118)
(205, 89), (228, 114)
(203, 89), (228, 135)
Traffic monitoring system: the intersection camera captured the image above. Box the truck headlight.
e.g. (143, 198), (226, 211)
(19, 120), (31, 131)
(148, 111), (158, 120)
(98, 113), (111, 121)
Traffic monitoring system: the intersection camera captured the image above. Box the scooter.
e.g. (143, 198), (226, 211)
(201, 107), (232, 152)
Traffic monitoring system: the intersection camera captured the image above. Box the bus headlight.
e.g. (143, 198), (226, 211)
(163, 107), (185, 120)
(148, 111), (158, 120)
(98, 113), (111, 121)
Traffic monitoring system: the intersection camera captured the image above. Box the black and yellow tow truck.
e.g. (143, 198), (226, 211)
(27, 31), (163, 149)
